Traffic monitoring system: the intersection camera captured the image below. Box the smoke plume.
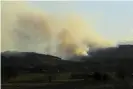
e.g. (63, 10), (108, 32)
(1, 1), (114, 59)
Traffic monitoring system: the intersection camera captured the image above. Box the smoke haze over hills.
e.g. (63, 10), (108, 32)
(1, 1), (114, 59)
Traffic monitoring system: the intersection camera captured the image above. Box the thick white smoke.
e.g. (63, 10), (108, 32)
(1, 1), (114, 59)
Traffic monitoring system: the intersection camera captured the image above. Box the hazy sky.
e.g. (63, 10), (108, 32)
(27, 1), (133, 44)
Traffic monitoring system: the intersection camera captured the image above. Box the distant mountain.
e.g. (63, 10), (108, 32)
(1, 51), (88, 73)
(1, 51), (62, 67)
(1, 44), (133, 82)
(88, 44), (133, 59)
(82, 44), (133, 72)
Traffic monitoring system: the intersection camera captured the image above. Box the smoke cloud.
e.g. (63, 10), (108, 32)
(1, 1), (114, 59)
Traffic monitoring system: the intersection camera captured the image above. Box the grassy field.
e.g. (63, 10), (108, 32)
(2, 73), (133, 89)
(7, 73), (72, 83)
(2, 78), (133, 89)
